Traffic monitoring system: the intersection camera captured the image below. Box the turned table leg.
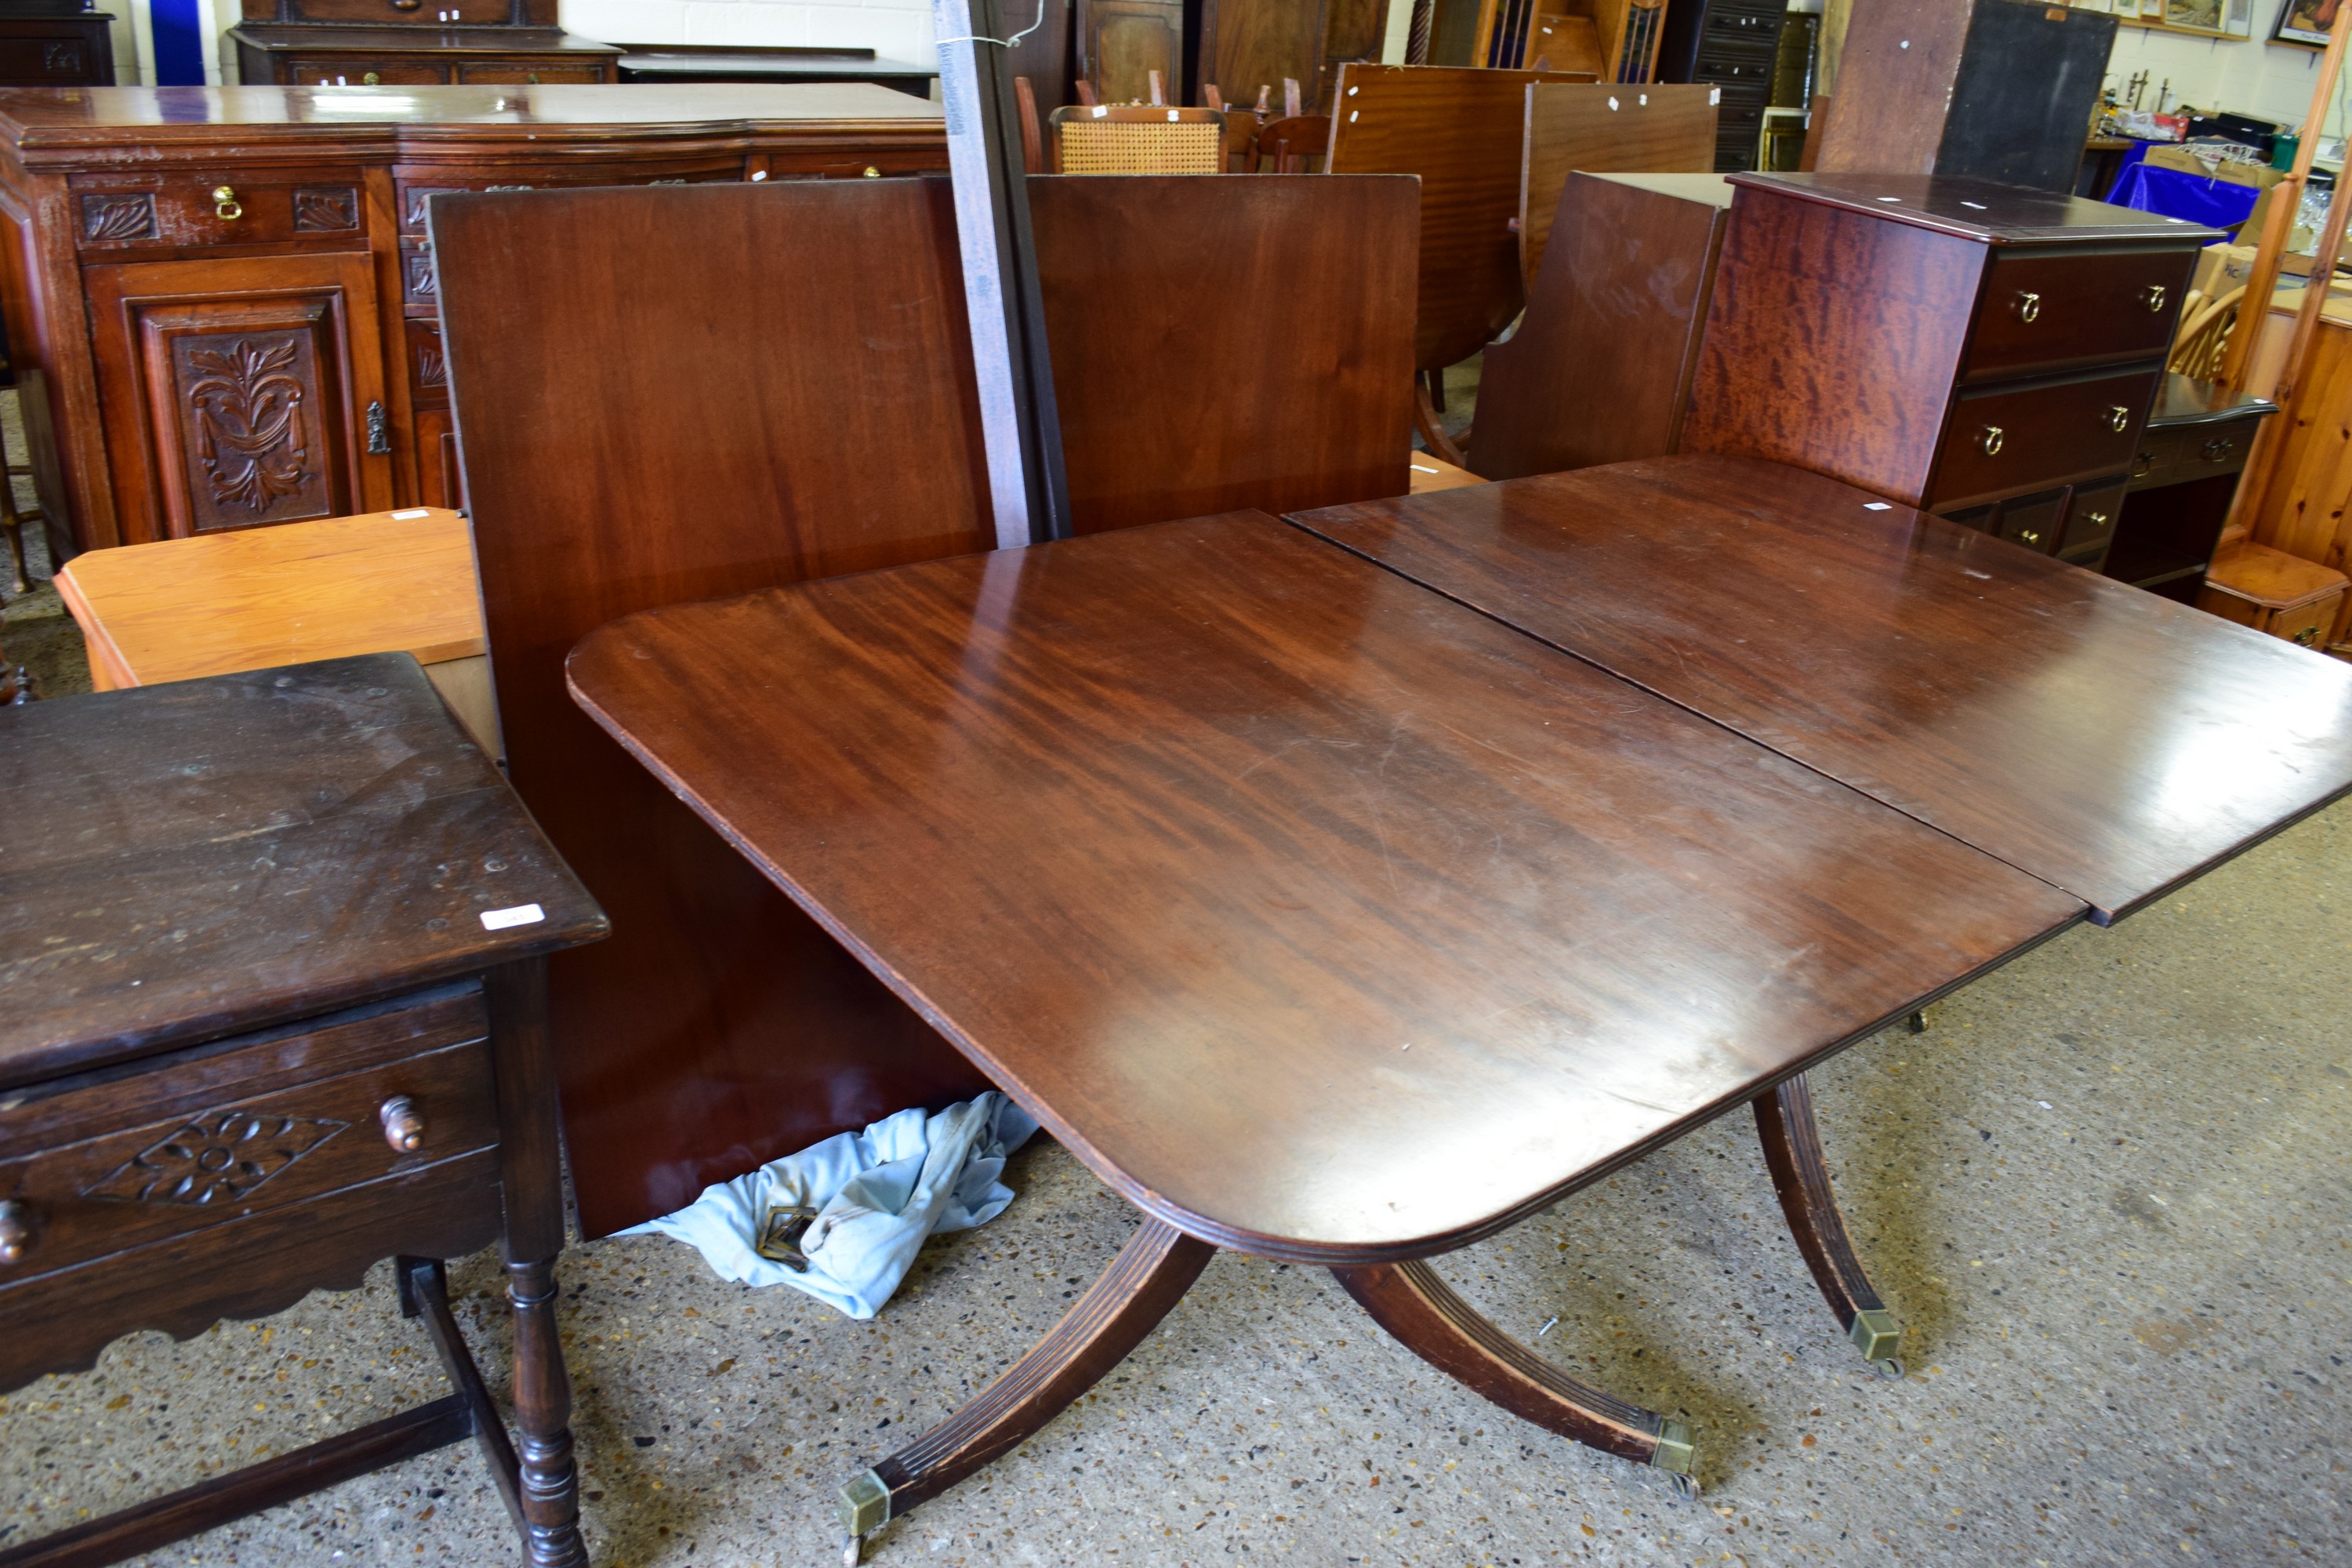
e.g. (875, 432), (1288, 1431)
(837, 1215), (1214, 1561)
(1330, 1258), (1698, 1497)
(1754, 1072), (1904, 1377)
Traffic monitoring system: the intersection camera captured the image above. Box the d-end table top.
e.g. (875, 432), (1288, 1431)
(1290, 455), (2352, 925)
(568, 511), (2081, 1264)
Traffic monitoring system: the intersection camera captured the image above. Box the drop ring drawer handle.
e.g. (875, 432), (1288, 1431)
(211, 184), (241, 221)
(0, 1200), (33, 1264)
(2203, 437), (2235, 462)
(2107, 405), (2131, 434)
(379, 1095), (426, 1152)
(1979, 425), (2005, 457)
(2143, 283), (2169, 314)
(2013, 290), (2042, 323)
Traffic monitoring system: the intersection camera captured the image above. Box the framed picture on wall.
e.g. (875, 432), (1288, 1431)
(2139, 0), (2165, 19)
(2275, 0), (2340, 47)
(2163, 0), (2226, 34)
(2226, 0), (2256, 37)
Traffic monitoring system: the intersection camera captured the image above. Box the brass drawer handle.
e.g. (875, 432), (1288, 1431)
(2295, 625), (2321, 646)
(2013, 290), (2042, 323)
(2107, 405), (2131, 434)
(0, 1200), (33, 1264)
(211, 184), (241, 221)
(2143, 283), (2168, 314)
(1980, 425), (2005, 457)
(364, 72), (381, 85)
(2016, 528), (2042, 546)
(393, 0), (423, 9)
(2083, 510), (2111, 531)
(379, 1095), (426, 1152)
(2203, 437), (2234, 462)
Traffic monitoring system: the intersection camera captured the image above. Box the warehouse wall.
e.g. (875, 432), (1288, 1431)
(2107, 6), (2352, 140)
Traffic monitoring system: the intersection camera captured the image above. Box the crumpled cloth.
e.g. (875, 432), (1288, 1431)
(620, 1091), (1040, 1319)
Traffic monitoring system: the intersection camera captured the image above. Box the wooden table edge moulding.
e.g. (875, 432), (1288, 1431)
(564, 508), (2100, 1561)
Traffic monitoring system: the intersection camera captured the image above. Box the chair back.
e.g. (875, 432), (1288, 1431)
(1051, 104), (1227, 174)
(1325, 61), (1599, 375)
(1518, 81), (1716, 286)
(1257, 114), (1332, 173)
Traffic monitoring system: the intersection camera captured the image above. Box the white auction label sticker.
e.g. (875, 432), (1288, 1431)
(480, 904), (546, 931)
(1863, 503), (1893, 511)
(390, 508), (433, 520)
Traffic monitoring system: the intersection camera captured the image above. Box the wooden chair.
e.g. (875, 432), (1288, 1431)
(429, 173), (1415, 1236)
(1256, 114), (1332, 172)
(1324, 61), (1599, 464)
(2171, 285), (2245, 381)
(1014, 76), (1046, 175)
(1051, 104), (1227, 174)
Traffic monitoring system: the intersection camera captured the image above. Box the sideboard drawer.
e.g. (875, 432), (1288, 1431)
(1932, 365), (2161, 505)
(2129, 413), (2263, 491)
(1963, 246), (2194, 383)
(289, 59), (450, 85)
(73, 171), (368, 251)
(457, 62), (609, 84)
(0, 986), (495, 1287)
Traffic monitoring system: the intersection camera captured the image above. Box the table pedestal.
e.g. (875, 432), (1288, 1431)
(833, 1069), (1900, 1559)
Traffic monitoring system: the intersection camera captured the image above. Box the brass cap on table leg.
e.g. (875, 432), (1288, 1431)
(1848, 1308), (1901, 1366)
(837, 1468), (891, 1537)
(1650, 1417), (1697, 1475)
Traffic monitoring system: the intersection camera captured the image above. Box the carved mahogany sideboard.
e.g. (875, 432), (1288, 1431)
(0, 653), (608, 1566)
(0, 84), (949, 561)
(230, 0), (619, 88)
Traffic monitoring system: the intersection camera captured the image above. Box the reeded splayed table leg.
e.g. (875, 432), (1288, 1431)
(836, 1214), (1215, 1559)
(1754, 1072), (1904, 1377)
(1330, 1258), (1700, 1498)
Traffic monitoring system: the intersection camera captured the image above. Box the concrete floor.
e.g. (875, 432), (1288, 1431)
(7, 396), (2349, 1565)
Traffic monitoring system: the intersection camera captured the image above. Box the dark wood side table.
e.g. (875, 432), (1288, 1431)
(0, 653), (607, 1568)
(612, 45), (936, 98)
(0, 5), (112, 89)
(2103, 372), (2280, 604)
(230, 0), (617, 85)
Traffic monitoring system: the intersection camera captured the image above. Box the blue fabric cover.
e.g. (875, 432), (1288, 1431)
(2106, 147), (2263, 230)
(622, 1091), (1041, 1319)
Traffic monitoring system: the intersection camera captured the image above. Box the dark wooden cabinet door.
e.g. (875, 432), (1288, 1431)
(1200, 0), (1331, 108)
(1080, 0), (1182, 103)
(85, 252), (393, 543)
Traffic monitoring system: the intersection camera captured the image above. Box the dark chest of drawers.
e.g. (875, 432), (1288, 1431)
(0, 653), (607, 1566)
(0, 7), (112, 89)
(1656, 0), (1785, 173)
(1682, 172), (2223, 572)
(230, 0), (617, 85)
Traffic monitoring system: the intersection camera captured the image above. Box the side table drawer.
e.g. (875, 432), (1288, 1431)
(2130, 415), (2263, 491)
(1931, 365), (2159, 506)
(0, 986), (495, 1288)
(289, 60), (449, 86)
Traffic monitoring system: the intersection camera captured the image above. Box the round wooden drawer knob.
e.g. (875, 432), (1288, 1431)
(379, 1095), (426, 1153)
(0, 1200), (34, 1264)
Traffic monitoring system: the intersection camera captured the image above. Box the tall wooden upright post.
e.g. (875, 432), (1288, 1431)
(933, 0), (1073, 546)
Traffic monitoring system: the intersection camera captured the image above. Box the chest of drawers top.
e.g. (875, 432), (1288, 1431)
(0, 653), (607, 1091)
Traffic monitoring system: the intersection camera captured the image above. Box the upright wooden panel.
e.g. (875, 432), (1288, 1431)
(1032, 174), (1416, 532)
(1472, 171), (1726, 479)
(430, 180), (997, 1238)
(1200, 0), (1331, 110)
(1517, 80), (1716, 286)
(1327, 62), (1599, 373)
(1318, 0), (1388, 110)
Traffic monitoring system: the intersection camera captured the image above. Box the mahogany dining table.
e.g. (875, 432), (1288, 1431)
(565, 456), (2352, 1562)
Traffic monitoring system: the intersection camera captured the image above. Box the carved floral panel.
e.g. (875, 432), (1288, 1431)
(165, 328), (336, 530)
(292, 187), (361, 233)
(80, 193), (157, 244)
(83, 1110), (347, 1207)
